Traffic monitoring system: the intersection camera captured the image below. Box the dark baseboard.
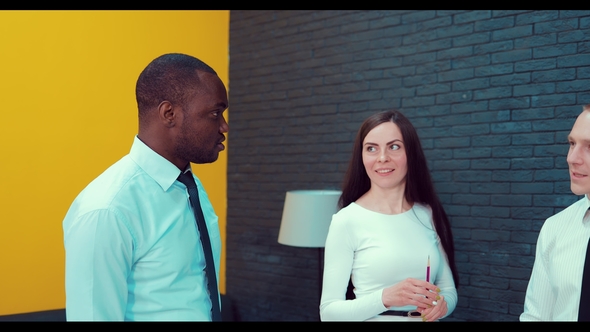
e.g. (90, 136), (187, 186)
(0, 309), (65, 321)
(0, 294), (235, 321)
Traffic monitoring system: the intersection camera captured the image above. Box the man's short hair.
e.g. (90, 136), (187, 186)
(136, 53), (217, 120)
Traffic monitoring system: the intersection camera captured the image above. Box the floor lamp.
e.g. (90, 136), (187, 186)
(277, 190), (341, 305)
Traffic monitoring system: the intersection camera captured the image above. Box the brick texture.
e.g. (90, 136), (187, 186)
(227, 10), (590, 321)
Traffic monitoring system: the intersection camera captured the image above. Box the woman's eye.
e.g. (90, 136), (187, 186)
(367, 146), (376, 152)
(390, 144), (400, 150)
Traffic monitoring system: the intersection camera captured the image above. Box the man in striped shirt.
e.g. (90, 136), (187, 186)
(521, 106), (590, 321)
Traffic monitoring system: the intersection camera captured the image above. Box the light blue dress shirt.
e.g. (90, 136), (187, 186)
(63, 136), (221, 321)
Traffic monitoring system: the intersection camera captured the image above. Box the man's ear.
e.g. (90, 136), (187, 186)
(158, 101), (176, 127)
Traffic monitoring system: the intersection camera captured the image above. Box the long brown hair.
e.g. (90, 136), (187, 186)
(340, 110), (459, 287)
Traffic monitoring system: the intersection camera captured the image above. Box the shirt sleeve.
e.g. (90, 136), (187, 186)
(520, 223), (554, 321)
(319, 214), (388, 321)
(434, 236), (458, 318)
(64, 208), (134, 321)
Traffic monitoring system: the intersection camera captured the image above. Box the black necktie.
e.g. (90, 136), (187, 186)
(579, 208), (590, 321)
(177, 171), (222, 322)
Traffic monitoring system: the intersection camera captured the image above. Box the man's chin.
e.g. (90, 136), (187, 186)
(193, 154), (219, 164)
(571, 184), (590, 196)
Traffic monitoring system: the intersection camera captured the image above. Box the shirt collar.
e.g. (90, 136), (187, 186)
(128, 135), (183, 192)
(583, 195), (590, 225)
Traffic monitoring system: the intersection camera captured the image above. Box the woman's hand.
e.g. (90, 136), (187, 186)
(418, 294), (448, 322)
(381, 278), (440, 310)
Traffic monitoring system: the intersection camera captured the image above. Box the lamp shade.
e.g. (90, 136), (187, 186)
(278, 190), (341, 248)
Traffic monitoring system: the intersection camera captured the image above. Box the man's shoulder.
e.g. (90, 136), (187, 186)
(545, 196), (587, 224)
(90, 154), (135, 181)
(75, 155), (141, 204)
(551, 196), (586, 214)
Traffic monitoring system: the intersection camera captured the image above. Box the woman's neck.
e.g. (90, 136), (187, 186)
(355, 186), (411, 215)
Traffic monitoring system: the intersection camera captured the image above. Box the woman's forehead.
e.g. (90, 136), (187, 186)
(364, 122), (402, 142)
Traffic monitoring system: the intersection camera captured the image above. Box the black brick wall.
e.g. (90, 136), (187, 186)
(227, 10), (590, 321)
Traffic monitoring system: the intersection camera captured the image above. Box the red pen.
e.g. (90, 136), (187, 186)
(427, 255), (437, 306)
(426, 255), (430, 282)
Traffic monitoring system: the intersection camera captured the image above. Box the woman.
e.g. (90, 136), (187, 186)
(319, 110), (459, 322)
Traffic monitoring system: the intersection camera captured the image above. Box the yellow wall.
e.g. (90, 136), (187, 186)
(0, 10), (229, 315)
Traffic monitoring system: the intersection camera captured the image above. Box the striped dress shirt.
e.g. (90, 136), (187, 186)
(521, 195), (590, 321)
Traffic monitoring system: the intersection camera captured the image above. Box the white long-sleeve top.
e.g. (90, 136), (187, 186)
(320, 202), (458, 321)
